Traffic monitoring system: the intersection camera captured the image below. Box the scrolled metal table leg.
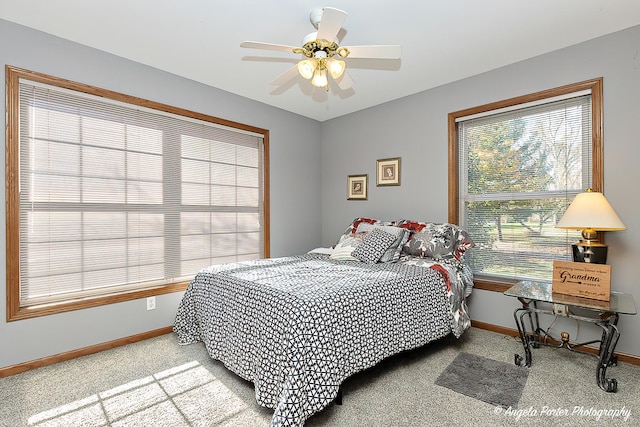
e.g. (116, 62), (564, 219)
(513, 307), (532, 367)
(595, 322), (620, 392)
(514, 353), (523, 366)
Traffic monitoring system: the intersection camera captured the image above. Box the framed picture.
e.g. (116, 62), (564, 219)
(376, 157), (401, 186)
(347, 174), (368, 200)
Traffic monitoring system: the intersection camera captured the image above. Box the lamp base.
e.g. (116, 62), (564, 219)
(572, 242), (608, 264)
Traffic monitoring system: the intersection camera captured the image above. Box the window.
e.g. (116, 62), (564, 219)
(6, 66), (270, 320)
(448, 79), (603, 290)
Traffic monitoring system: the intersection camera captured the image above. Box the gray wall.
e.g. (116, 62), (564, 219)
(2, 18), (639, 370)
(321, 25), (640, 357)
(0, 20), (322, 369)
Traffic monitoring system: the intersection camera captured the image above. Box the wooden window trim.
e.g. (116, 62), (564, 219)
(5, 65), (270, 321)
(448, 78), (604, 292)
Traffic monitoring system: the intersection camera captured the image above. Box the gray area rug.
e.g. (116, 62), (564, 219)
(435, 351), (528, 408)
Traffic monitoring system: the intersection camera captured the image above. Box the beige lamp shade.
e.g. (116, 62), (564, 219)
(556, 189), (624, 264)
(556, 190), (626, 231)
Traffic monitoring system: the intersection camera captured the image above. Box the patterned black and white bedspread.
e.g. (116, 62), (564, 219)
(173, 253), (470, 426)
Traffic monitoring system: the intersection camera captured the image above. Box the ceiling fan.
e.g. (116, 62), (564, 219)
(240, 7), (401, 92)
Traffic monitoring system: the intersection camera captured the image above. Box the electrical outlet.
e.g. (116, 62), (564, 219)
(552, 303), (567, 316)
(146, 296), (156, 311)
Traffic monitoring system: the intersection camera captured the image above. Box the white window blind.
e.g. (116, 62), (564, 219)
(458, 93), (592, 283)
(18, 80), (264, 307)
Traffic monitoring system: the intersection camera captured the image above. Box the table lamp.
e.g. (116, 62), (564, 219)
(555, 189), (626, 264)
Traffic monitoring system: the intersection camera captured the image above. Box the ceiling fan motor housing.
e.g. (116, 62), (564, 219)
(295, 39), (348, 59)
(309, 9), (323, 29)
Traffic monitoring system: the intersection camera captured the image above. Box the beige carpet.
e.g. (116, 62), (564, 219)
(1, 327), (638, 426)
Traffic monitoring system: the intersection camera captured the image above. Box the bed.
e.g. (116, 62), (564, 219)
(173, 218), (475, 426)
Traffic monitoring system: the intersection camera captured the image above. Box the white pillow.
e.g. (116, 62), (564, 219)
(329, 245), (358, 261)
(308, 247), (334, 255)
(330, 235), (360, 260)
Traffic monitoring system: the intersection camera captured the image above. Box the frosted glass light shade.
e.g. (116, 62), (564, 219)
(556, 190), (626, 231)
(311, 69), (327, 87)
(326, 58), (345, 79)
(297, 59), (316, 80)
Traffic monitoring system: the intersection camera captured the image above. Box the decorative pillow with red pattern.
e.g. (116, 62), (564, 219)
(397, 220), (428, 235)
(397, 220), (474, 261)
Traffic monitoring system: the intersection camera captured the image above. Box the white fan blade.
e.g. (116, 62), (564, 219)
(270, 65), (299, 86)
(316, 7), (347, 41)
(241, 41), (298, 54)
(345, 45), (402, 59)
(335, 71), (355, 91)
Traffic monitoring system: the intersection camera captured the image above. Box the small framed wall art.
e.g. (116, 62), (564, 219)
(347, 174), (368, 200)
(376, 157), (401, 186)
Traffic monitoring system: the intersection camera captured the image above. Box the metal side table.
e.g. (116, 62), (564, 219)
(504, 280), (636, 392)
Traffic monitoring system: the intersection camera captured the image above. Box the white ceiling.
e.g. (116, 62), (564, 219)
(2, 1), (640, 122)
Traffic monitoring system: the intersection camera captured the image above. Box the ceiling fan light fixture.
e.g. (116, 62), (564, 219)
(311, 68), (328, 88)
(326, 58), (345, 79)
(297, 59), (316, 79)
(240, 7), (400, 93)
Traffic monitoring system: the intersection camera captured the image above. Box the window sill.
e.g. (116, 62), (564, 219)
(473, 280), (512, 293)
(7, 281), (189, 322)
